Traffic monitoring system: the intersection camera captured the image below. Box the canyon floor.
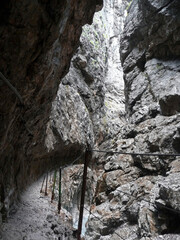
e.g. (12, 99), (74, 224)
(0, 178), (75, 240)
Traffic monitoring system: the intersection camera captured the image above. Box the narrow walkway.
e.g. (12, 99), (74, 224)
(0, 178), (75, 240)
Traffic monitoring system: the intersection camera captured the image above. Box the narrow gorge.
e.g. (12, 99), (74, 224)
(0, 0), (180, 239)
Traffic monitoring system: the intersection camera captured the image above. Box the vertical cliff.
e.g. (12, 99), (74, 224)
(45, 0), (127, 235)
(46, 0), (126, 149)
(0, 0), (103, 226)
(85, 0), (180, 239)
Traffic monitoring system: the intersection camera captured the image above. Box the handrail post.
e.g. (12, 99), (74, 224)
(45, 172), (48, 196)
(77, 149), (92, 240)
(40, 175), (46, 193)
(51, 170), (57, 202)
(58, 167), (62, 214)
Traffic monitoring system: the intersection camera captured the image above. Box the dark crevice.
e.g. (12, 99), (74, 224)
(125, 129), (137, 139)
(133, 159), (169, 177)
(156, 204), (180, 234)
(159, 94), (180, 116)
(140, 0), (176, 21)
(153, 0), (176, 15)
(172, 137), (180, 153)
(136, 53), (146, 72)
(0, 183), (7, 221)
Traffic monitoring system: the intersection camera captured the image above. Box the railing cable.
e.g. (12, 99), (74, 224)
(92, 149), (180, 157)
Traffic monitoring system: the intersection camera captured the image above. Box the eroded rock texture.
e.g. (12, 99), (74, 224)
(1, 0), (180, 239)
(121, 0), (180, 123)
(46, 0), (127, 236)
(85, 0), (180, 239)
(0, 0), (102, 226)
(47, 0), (126, 152)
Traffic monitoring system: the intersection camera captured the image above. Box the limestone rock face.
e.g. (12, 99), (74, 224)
(48, 0), (126, 151)
(121, 0), (180, 123)
(46, 84), (94, 152)
(85, 0), (180, 239)
(0, 0), (102, 225)
(46, 0), (127, 236)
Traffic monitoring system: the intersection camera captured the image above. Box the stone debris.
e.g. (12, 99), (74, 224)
(0, 178), (75, 240)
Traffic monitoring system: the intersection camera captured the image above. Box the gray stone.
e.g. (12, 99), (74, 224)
(152, 235), (180, 240)
(156, 173), (180, 211)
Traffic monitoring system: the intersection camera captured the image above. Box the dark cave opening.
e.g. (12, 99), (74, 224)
(172, 136), (180, 154)
(157, 207), (180, 234)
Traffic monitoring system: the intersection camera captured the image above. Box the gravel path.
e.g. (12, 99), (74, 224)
(0, 178), (75, 240)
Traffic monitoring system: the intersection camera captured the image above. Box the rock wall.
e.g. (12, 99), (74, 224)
(121, 0), (180, 123)
(1, 0), (180, 239)
(0, 0), (103, 225)
(46, 0), (129, 237)
(85, 0), (180, 239)
(46, 0), (127, 236)
(47, 0), (126, 151)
